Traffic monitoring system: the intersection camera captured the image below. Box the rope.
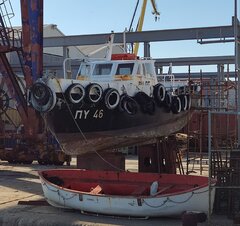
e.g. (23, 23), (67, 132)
(43, 182), (77, 202)
(143, 188), (209, 208)
(94, 150), (125, 172)
(168, 193), (194, 204)
(54, 78), (87, 143)
(143, 198), (168, 208)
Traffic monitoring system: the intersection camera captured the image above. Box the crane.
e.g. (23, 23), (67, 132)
(0, 0), (69, 165)
(132, 0), (160, 55)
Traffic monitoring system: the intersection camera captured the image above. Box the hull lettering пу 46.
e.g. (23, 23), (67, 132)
(74, 109), (104, 119)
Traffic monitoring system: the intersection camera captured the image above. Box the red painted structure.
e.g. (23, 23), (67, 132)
(111, 53), (137, 60)
(0, 1), (69, 165)
(20, 0), (44, 137)
(185, 111), (237, 151)
(0, 0), (44, 138)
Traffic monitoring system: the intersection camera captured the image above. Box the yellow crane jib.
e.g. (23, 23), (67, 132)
(133, 0), (160, 56)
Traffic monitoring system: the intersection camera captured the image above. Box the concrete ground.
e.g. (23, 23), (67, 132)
(0, 156), (235, 226)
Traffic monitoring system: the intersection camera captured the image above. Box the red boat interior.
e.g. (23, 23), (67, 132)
(40, 169), (210, 197)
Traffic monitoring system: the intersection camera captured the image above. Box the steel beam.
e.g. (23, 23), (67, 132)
(9, 55), (236, 73)
(154, 55), (235, 67)
(43, 25), (236, 47)
(160, 71), (235, 79)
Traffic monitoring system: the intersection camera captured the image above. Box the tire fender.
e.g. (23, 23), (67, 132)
(134, 92), (155, 115)
(153, 83), (166, 104)
(65, 83), (85, 104)
(179, 94), (188, 111)
(85, 83), (103, 104)
(119, 94), (138, 115)
(30, 82), (56, 112)
(164, 91), (172, 109)
(104, 88), (120, 110)
(171, 96), (181, 114)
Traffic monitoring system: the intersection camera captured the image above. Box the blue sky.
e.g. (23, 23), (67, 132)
(9, 1), (237, 72)
(10, 0), (235, 34)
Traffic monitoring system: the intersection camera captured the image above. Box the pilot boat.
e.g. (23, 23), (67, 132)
(29, 36), (198, 155)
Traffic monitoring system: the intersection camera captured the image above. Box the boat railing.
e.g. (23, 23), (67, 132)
(158, 74), (190, 94)
(63, 58), (72, 79)
(63, 58), (85, 79)
(158, 74), (175, 89)
(140, 57), (153, 60)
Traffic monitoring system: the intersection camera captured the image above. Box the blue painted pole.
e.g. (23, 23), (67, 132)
(28, 0), (43, 81)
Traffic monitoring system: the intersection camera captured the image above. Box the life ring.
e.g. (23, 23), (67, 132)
(153, 83), (166, 105)
(179, 94), (188, 111)
(171, 96), (181, 114)
(65, 83), (85, 104)
(104, 88), (120, 110)
(118, 94), (138, 115)
(134, 92), (155, 115)
(85, 83), (103, 104)
(30, 82), (56, 112)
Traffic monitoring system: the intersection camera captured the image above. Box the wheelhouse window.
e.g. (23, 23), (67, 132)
(78, 64), (91, 76)
(137, 64), (142, 74)
(93, 64), (113, 75)
(116, 63), (134, 75)
(144, 63), (154, 76)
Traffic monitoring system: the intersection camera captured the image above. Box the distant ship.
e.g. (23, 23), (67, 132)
(29, 36), (198, 155)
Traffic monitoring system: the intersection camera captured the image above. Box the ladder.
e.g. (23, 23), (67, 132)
(0, 0), (28, 122)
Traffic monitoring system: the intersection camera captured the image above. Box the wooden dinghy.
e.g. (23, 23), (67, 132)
(38, 169), (216, 217)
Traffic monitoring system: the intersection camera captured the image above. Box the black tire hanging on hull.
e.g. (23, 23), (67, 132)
(163, 91), (172, 112)
(30, 82), (56, 112)
(103, 88), (120, 110)
(171, 96), (181, 114)
(85, 83), (103, 104)
(179, 94), (188, 111)
(153, 83), (166, 106)
(118, 94), (138, 115)
(65, 83), (85, 104)
(134, 92), (155, 115)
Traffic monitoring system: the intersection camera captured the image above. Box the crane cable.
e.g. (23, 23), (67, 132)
(129, 0), (140, 32)
(150, 0), (160, 19)
(133, 0), (148, 56)
(133, 0), (160, 55)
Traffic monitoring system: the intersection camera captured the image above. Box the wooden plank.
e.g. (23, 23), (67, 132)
(152, 185), (175, 196)
(90, 185), (102, 194)
(18, 200), (49, 206)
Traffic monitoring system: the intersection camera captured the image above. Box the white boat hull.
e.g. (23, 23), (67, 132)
(40, 177), (215, 217)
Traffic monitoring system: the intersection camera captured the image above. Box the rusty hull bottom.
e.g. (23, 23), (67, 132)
(55, 111), (190, 156)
